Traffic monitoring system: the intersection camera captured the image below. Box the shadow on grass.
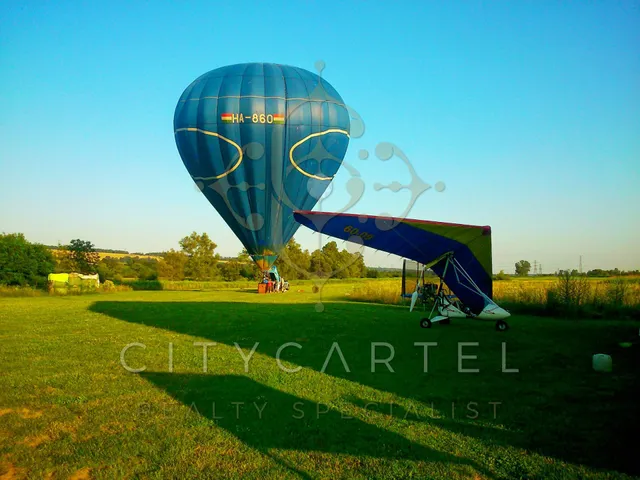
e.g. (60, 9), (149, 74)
(140, 372), (493, 478)
(90, 300), (640, 476)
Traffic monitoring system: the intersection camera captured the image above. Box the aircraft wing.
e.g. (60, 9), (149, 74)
(293, 210), (493, 314)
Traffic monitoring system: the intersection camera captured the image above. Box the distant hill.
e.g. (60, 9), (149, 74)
(46, 246), (163, 261)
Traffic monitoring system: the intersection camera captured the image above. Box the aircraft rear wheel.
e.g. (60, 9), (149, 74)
(496, 320), (509, 331)
(420, 318), (432, 329)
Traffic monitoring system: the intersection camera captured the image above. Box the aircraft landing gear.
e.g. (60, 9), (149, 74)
(496, 320), (509, 331)
(420, 318), (432, 329)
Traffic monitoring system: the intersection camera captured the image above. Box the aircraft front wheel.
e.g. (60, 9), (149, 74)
(420, 318), (432, 329)
(496, 320), (509, 331)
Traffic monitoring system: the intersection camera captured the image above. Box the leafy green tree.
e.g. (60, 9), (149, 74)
(59, 239), (100, 274)
(129, 258), (158, 280)
(366, 268), (380, 278)
(96, 256), (125, 283)
(515, 260), (531, 276)
(237, 249), (260, 280)
(307, 241), (341, 278)
(0, 233), (55, 286)
(310, 249), (332, 277)
(179, 232), (219, 280)
(237, 249), (251, 263)
(587, 269), (609, 277)
(274, 239), (311, 280)
(219, 260), (243, 281)
(346, 251), (367, 278)
(321, 241), (341, 262)
(157, 249), (188, 280)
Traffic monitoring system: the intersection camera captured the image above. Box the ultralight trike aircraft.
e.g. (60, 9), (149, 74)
(293, 211), (511, 331)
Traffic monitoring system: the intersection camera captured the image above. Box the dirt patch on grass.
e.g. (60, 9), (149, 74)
(69, 467), (91, 479)
(17, 409), (42, 419)
(44, 420), (80, 441)
(99, 421), (137, 435)
(0, 408), (42, 419)
(0, 461), (26, 480)
(22, 434), (49, 448)
(21, 418), (81, 449)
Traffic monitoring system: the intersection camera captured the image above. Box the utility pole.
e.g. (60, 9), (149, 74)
(533, 260), (537, 276)
(539, 264), (542, 275)
(579, 255), (583, 274)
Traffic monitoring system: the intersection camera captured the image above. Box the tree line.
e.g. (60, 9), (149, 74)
(0, 232), (376, 287)
(6, 233), (635, 288)
(511, 260), (639, 277)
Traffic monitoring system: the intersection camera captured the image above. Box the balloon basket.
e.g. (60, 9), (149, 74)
(258, 283), (267, 294)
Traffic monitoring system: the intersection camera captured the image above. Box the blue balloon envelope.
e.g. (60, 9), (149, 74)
(174, 63), (350, 270)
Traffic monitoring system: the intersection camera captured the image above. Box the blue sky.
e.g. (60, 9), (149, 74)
(1, 1), (638, 272)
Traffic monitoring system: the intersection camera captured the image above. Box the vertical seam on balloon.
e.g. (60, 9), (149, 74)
(269, 63), (288, 257)
(238, 62), (256, 254)
(251, 63), (263, 255)
(198, 75), (212, 174)
(214, 71), (226, 184)
(245, 63), (261, 256)
(280, 66), (311, 247)
(222, 67), (248, 252)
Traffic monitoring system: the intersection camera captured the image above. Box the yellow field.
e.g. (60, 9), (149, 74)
(95, 252), (162, 260)
(49, 249), (161, 261)
(348, 277), (640, 310)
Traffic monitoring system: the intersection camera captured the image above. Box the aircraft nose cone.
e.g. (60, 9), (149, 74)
(491, 306), (511, 319)
(479, 304), (511, 319)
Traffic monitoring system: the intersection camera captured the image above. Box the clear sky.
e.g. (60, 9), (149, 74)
(1, 1), (639, 273)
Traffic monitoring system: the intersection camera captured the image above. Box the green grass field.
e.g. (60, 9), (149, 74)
(1, 284), (639, 479)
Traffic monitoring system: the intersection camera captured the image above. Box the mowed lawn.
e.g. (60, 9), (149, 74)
(1, 284), (639, 479)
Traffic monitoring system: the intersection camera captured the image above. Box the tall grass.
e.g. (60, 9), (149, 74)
(348, 276), (640, 319)
(0, 281), (133, 297)
(346, 280), (404, 305)
(0, 285), (44, 297)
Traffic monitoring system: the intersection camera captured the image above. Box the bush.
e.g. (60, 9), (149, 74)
(606, 278), (628, 307)
(546, 271), (590, 316)
(494, 270), (511, 281)
(100, 280), (131, 293)
(0, 233), (55, 287)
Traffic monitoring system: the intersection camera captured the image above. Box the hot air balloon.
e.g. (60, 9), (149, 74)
(173, 63), (350, 273)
